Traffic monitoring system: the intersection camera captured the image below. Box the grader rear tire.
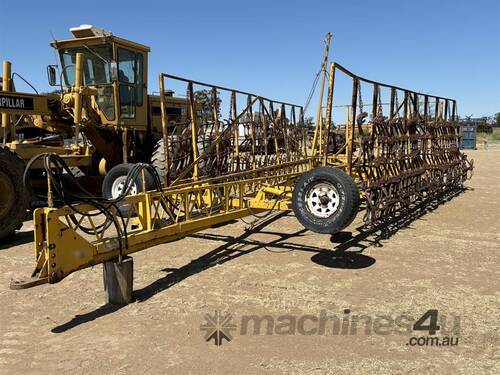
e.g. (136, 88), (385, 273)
(151, 139), (168, 183)
(0, 147), (30, 240)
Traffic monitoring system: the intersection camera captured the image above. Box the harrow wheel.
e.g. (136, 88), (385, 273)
(292, 167), (360, 234)
(0, 147), (30, 240)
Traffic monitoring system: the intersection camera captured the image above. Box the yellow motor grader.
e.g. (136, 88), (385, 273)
(0, 25), (193, 239)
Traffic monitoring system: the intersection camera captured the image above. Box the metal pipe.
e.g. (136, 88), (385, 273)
(159, 74), (171, 185)
(247, 95), (256, 169)
(281, 103), (289, 161)
(371, 84), (379, 119)
(231, 91), (239, 172)
(187, 82), (199, 179)
(390, 88), (396, 119)
(424, 95), (429, 122)
(268, 101), (280, 164)
(413, 92), (418, 118)
(334, 63), (454, 102)
(347, 78), (358, 174)
(211, 88), (221, 169)
(73, 53), (83, 141)
(323, 62), (335, 165)
(260, 98), (269, 163)
(403, 91), (409, 120)
(2, 61), (12, 145)
(299, 107), (308, 157)
(311, 32), (332, 154)
(161, 73), (300, 108)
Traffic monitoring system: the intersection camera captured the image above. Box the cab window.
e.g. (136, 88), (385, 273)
(60, 45), (115, 121)
(60, 45), (113, 86)
(117, 48), (135, 83)
(117, 48), (144, 118)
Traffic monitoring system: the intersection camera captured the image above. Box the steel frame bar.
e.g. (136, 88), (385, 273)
(323, 63), (472, 225)
(158, 73), (307, 185)
(25, 157), (319, 285)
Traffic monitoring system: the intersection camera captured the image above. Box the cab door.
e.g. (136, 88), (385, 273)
(116, 47), (147, 129)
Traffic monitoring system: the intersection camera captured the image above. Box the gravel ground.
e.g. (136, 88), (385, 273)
(0, 149), (498, 374)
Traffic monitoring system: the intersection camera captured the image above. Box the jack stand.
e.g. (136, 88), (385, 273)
(103, 256), (133, 305)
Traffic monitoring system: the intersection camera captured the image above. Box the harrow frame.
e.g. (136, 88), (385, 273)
(12, 54), (472, 289)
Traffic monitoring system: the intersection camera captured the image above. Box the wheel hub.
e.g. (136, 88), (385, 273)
(111, 176), (137, 199)
(305, 182), (340, 218)
(319, 195), (330, 205)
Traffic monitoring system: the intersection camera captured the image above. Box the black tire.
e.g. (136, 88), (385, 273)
(102, 163), (157, 217)
(0, 147), (30, 239)
(151, 139), (168, 183)
(151, 137), (212, 182)
(102, 163), (156, 200)
(292, 167), (360, 234)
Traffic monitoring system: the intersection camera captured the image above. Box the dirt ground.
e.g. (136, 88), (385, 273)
(0, 149), (498, 375)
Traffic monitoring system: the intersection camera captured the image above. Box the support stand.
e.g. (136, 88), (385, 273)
(103, 256), (133, 305)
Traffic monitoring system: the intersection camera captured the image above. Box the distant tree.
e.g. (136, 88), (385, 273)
(193, 89), (221, 122)
(304, 116), (315, 129)
(495, 112), (500, 127)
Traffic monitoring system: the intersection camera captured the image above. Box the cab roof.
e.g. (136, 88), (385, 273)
(50, 25), (150, 53)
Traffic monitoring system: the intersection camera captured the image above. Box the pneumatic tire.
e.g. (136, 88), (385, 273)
(292, 167), (360, 234)
(0, 147), (30, 240)
(102, 163), (156, 199)
(151, 139), (168, 183)
(102, 163), (156, 217)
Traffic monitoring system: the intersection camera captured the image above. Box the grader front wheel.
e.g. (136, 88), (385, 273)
(0, 147), (30, 240)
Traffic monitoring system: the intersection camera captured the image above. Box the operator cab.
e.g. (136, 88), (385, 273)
(50, 25), (149, 128)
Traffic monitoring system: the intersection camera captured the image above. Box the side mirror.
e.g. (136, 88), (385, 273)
(47, 65), (57, 86)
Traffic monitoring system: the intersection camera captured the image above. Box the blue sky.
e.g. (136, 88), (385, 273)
(1, 0), (499, 117)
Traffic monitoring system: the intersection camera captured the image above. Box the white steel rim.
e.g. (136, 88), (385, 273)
(305, 182), (340, 218)
(111, 176), (137, 198)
